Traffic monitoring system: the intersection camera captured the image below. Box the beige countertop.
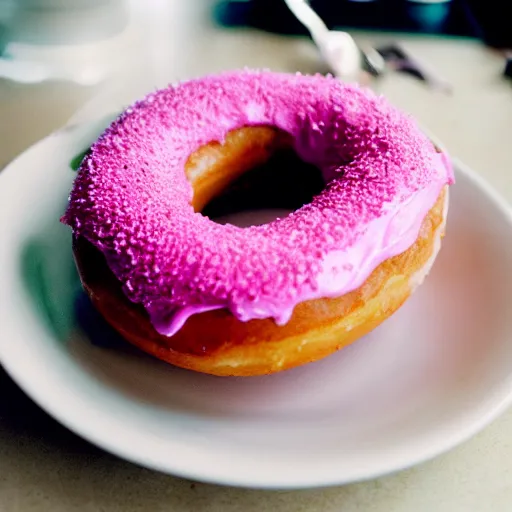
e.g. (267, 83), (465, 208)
(1, 1), (512, 510)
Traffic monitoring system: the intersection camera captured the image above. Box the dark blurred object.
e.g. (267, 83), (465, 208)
(214, 0), (479, 38)
(376, 43), (452, 92)
(504, 55), (512, 79)
(464, 0), (512, 48)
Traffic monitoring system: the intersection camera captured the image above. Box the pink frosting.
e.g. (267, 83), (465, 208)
(62, 69), (454, 336)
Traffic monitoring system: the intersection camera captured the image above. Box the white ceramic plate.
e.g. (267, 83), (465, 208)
(1, 119), (512, 489)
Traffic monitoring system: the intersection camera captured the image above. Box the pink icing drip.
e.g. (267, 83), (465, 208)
(62, 69), (454, 337)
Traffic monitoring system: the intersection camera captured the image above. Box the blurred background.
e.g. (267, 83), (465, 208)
(215, 0), (505, 42)
(0, 0), (510, 174)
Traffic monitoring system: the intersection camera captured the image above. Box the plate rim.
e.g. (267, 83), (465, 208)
(1, 122), (512, 489)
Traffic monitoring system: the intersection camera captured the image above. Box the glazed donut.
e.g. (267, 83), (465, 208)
(63, 70), (454, 376)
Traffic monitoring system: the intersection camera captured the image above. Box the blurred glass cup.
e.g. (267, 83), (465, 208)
(0, 0), (133, 84)
(7, 0), (129, 46)
(406, 0), (453, 34)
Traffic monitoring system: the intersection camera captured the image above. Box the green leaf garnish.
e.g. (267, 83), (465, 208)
(69, 149), (90, 171)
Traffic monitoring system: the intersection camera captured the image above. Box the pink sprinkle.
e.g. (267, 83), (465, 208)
(62, 69), (453, 335)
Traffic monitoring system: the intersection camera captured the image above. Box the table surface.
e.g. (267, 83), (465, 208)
(1, 2), (512, 511)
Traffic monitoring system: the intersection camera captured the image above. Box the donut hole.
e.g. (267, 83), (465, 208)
(185, 126), (325, 226)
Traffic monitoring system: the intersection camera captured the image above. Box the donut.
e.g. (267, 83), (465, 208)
(62, 69), (454, 376)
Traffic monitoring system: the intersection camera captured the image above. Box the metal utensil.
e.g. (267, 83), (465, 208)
(282, 0), (385, 81)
